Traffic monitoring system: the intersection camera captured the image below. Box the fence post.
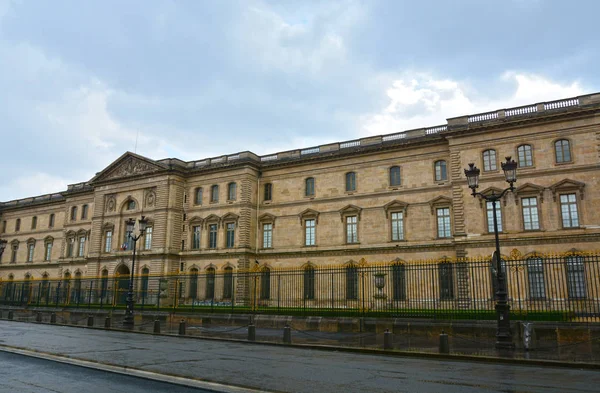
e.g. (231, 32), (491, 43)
(154, 319), (161, 334)
(283, 324), (291, 344)
(439, 331), (449, 354)
(50, 312), (56, 324)
(178, 319), (186, 335)
(248, 323), (256, 341)
(88, 281), (93, 309)
(105, 316), (111, 329)
(383, 329), (392, 350)
(87, 315), (94, 327)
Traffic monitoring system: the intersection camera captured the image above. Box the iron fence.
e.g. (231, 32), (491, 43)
(1, 253), (599, 322)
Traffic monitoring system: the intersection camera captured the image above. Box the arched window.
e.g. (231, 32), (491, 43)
(210, 185), (219, 203)
(346, 265), (358, 300)
(565, 256), (586, 299)
(517, 145), (533, 167)
(555, 139), (572, 163)
(189, 268), (198, 299)
(305, 178), (315, 197)
(434, 160), (447, 182)
(438, 262), (454, 300)
(31, 216), (37, 230)
(227, 182), (237, 201)
(264, 183), (272, 201)
(127, 200), (136, 210)
(389, 166), (401, 186)
(100, 269), (109, 300)
(392, 263), (406, 301)
(223, 267), (233, 299)
(141, 268), (149, 300)
(303, 266), (315, 300)
(260, 267), (271, 299)
(206, 267), (215, 299)
(345, 172), (356, 192)
(482, 149), (497, 171)
(195, 187), (203, 205)
(527, 257), (545, 300)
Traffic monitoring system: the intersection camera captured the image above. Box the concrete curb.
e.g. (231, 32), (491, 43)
(3, 318), (599, 370)
(0, 344), (276, 393)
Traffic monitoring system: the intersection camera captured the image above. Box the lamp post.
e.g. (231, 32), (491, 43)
(122, 216), (148, 330)
(464, 157), (518, 350)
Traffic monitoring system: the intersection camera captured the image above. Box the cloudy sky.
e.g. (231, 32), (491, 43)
(1, 0), (598, 201)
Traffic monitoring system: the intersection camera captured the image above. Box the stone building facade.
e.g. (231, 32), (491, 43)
(1, 93), (599, 304)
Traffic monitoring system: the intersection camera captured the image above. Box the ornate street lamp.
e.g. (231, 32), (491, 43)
(122, 216), (148, 329)
(464, 157), (518, 350)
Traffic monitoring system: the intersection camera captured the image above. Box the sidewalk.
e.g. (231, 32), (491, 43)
(0, 320), (598, 393)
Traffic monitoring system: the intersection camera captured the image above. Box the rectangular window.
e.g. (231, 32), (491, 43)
(81, 205), (88, 219)
(1, 221), (5, 233)
(223, 269), (233, 299)
(67, 239), (74, 257)
(144, 227), (153, 250)
(15, 219), (20, 232)
(263, 223), (273, 248)
(71, 207), (77, 221)
(228, 183), (237, 201)
(392, 264), (406, 301)
(78, 237), (85, 257)
(27, 243), (34, 262)
(305, 219), (315, 246)
(304, 268), (315, 300)
(49, 214), (55, 228)
(11, 245), (17, 263)
(346, 216), (358, 243)
(436, 208), (451, 238)
(438, 263), (454, 300)
(486, 201), (502, 233)
(566, 257), (586, 299)
(527, 258), (545, 299)
(391, 212), (404, 241)
(226, 223), (235, 248)
(346, 267), (358, 300)
(209, 224), (218, 249)
(192, 226), (201, 249)
(560, 194), (579, 228)
(105, 230), (112, 253)
(45, 242), (52, 261)
(522, 197), (540, 230)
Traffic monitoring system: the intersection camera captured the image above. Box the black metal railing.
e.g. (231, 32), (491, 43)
(1, 253), (599, 322)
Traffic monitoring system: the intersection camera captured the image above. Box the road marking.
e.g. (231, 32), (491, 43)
(0, 345), (275, 393)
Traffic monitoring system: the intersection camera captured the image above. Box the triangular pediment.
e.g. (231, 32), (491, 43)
(258, 213), (277, 224)
(479, 186), (504, 196)
(550, 179), (585, 201)
(298, 208), (320, 223)
(338, 204), (362, 221)
(516, 183), (545, 194)
(383, 200), (409, 217)
(90, 152), (167, 183)
(428, 196), (452, 214)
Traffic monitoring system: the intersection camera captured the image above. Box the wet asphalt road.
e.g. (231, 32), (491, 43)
(0, 320), (599, 393)
(0, 350), (214, 393)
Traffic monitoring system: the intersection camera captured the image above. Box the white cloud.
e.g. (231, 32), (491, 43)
(362, 72), (588, 136)
(0, 172), (75, 202)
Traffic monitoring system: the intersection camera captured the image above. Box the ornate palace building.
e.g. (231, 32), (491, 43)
(1, 93), (599, 300)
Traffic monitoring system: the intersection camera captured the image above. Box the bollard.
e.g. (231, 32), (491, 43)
(283, 325), (292, 344)
(383, 329), (393, 350)
(153, 320), (161, 334)
(87, 315), (94, 327)
(8, 311), (13, 320)
(36, 312), (43, 323)
(178, 319), (186, 335)
(439, 331), (449, 354)
(50, 312), (56, 324)
(248, 324), (256, 341)
(104, 316), (111, 329)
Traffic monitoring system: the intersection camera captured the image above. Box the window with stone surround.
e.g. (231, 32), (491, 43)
(264, 183), (272, 201)
(81, 205), (88, 219)
(345, 216), (358, 244)
(27, 240), (35, 262)
(389, 166), (401, 186)
(346, 265), (358, 300)
(521, 197), (540, 231)
(560, 193), (579, 228)
(517, 144), (533, 167)
(1, 220), (5, 233)
(565, 256), (586, 299)
(305, 177), (315, 197)
(78, 236), (86, 257)
(527, 257), (545, 300)
(391, 212), (404, 241)
(48, 214), (55, 228)
(554, 139), (572, 164)
(104, 230), (113, 253)
(486, 201), (503, 233)
(209, 224), (218, 249)
(144, 226), (153, 250)
(305, 219), (316, 246)
(10, 241), (18, 263)
(260, 267), (271, 299)
(223, 267), (233, 299)
(392, 263), (406, 301)
(210, 185), (219, 203)
(263, 223), (273, 248)
(226, 222), (235, 248)
(304, 266), (315, 300)
(206, 267), (215, 299)
(44, 238), (53, 261)
(192, 225), (201, 249)
(31, 216), (37, 230)
(345, 172), (356, 192)
(227, 182), (237, 201)
(482, 149), (497, 171)
(195, 187), (203, 205)
(15, 218), (20, 232)
(436, 208), (452, 238)
(434, 160), (447, 182)
(438, 262), (454, 300)
(70, 206), (77, 221)
(189, 268), (198, 298)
